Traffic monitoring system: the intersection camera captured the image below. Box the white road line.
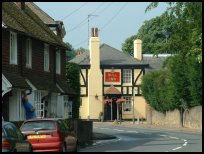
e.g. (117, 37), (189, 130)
(159, 135), (167, 137)
(183, 142), (188, 146)
(169, 136), (179, 139)
(127, 131), (138, 133)
(113, 129), (124, 132)
(183, 139), (187, 142)
(172, 147), (182, 151)
(100, 128), (110, 130)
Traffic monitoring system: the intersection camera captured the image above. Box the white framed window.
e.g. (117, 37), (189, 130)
(56, 50), (61, 74)
(123, 96), (132, 112)
(123, 69), (132, 84)
(44, 44), (49, 72)
(10, 32), (17, 65)
(26, 39), (32, 68)
(34, 91), (44, 118)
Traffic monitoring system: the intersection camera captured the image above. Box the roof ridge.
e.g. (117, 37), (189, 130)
(26, 2), (55, 24)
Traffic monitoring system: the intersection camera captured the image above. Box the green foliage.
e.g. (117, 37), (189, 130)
(185, 54), (202, 107)
(122, 2), (202, 60)
(66, 62), (81, 119)
(66, 42), (76, 61)
(141, 69), (177, 113)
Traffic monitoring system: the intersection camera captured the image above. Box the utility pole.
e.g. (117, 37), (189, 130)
(88, 14), (98, 45)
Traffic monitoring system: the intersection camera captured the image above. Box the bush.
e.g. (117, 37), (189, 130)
(66, 62), (81, 119)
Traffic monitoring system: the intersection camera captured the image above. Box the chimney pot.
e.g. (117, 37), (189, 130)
(91, 27), (99, 37)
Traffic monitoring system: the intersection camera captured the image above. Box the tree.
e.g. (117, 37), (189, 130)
(146, 2), (202, 60)
(66, 42), (76, 61)
(66, 62), (81, 119)
(122, 12), (175, 55)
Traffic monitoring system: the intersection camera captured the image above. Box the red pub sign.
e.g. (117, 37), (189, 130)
(105, 72), (120, 82)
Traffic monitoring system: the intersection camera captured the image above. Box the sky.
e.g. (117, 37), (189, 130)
(35, 2), (168, 51)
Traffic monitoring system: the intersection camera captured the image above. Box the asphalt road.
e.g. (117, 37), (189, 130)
(79, 123), (202, 152)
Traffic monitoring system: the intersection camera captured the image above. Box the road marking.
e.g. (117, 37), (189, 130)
(159, 135), (167, 137)
(100, 128), (110, 130)
(113, 129), (124, 132)
(183, 142), (188, 146)
(172, 147), (182, 150)
(182, 139), (187, 142)
(127, 131), (138, 133)
(169, 136), (179, 139)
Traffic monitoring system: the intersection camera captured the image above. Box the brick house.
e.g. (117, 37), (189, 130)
(2, 2), (75, 121)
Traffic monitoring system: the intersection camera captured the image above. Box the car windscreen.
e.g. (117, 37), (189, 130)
(20, 121), (56, 131)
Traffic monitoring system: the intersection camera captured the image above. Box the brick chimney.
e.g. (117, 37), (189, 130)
(134, 39), (142, 60)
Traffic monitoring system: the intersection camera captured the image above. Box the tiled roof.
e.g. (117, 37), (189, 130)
(142, 54), (171, 72)
(70, 44), (149, 66)
(105, 85), (121, 95)
(25, 2), (56, 25)
(56, 80), (76, 95)
(26, 76), (60, 93)
(3, 71), (31, 89)
(2, 2), (67, 49)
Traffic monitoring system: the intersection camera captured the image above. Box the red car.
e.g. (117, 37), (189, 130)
(20, 118), (78, 152)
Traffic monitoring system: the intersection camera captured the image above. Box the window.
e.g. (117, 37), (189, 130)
(26, 39), (32, 68)
(44, 44), (49, 72)
(33, 91), (43, 118)
(56, 50), (61, 74)
(123, 69), (132, 84)
(10, 32), (17, 64)
(123, 96), (132, 112)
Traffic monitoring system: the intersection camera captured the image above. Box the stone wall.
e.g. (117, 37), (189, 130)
(147, 106), (202, 129)
(183, 106), (202, 129)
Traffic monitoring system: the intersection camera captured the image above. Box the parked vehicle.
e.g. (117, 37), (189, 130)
(20, 118), (78, 152)
(2, 121), (33, 152)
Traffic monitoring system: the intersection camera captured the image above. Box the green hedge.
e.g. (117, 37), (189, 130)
(66, 62), (81, 119)
(142, 53), (202, 113)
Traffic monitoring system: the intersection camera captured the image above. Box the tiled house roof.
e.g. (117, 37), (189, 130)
(3, 71), (31, 89)
(70, 44), (149, 67)
(25, 2), (56, 25)
(56, 80), (76, 95)
(70, 44), (171, 71)
(2, 2), (67, 49)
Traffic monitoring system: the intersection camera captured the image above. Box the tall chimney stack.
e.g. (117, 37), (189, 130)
(134, 39), (142, 60)
(89, 27), (100, 69)
(88, 27), (102, 119)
